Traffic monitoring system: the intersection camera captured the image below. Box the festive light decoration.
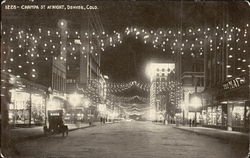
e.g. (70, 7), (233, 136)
(1, 23), (249, 105)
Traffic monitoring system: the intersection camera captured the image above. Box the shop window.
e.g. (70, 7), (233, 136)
(232, 105), (245, 127)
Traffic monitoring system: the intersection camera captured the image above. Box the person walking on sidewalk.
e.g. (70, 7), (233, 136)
(100, 117), (103, 124)
(189, 119), (192, 127)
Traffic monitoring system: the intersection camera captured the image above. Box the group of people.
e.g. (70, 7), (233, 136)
(100, 117), (108, 124)
(189, 119), (196, 127)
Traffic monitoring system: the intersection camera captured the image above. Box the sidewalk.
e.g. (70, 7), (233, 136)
(173, 125), (249, 144)
(10, 123), (93, 143)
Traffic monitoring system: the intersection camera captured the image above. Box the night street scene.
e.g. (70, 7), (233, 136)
(1, 0), (250, 158)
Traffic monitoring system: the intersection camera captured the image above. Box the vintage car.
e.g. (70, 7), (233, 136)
(43, 110), (68, 137)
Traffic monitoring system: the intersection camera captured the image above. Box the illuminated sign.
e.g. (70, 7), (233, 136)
(223, 76), (246, 90)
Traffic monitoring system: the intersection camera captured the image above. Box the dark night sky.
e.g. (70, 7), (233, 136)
(98, 1), (249, 82)
(2, 0), (250, 84)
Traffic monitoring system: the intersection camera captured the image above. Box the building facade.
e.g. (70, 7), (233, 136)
(146, 63), (175, 121)
(202, 24), (249, 132)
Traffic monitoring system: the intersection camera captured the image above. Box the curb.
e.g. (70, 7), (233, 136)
(12, 124), (96, 143)
(173, 126), (249, 144)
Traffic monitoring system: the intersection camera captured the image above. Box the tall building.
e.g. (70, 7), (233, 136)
(146, 62), (175, 121)
(65, 12), (106, 122)
(180, 55), (205, 123)
(1, 23), (67, 126)
(202, 24), (249, 132)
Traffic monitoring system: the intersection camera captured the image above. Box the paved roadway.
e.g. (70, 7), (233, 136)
(11, 121), (247, 158)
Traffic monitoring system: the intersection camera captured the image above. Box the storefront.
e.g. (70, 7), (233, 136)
(9, 88), (46, 126)
(202, 75), (249, 132)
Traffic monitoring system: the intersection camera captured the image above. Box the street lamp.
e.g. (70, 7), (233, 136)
(69, 92), (81, 107)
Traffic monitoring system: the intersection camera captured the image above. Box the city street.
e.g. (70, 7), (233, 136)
(12, 121), (246, 158)
(1, 1), (250, 158)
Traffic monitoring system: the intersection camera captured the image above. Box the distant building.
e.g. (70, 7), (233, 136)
(146, 62), (175, 121)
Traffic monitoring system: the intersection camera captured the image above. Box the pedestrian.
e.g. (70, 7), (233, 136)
(192, 119), (195, 127)
(189, 119), (192, 127)
(100, 117), (103, 124)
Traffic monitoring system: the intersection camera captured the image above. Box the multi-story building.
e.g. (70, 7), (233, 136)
(146, 62), (175, 121)
(180, 55), (205, 123)
(1, 23), (67, 126)
(202, 24), (249, 132)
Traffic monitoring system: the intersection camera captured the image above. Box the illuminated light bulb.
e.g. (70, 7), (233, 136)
(242, 70), (246, 72)
(238, 58), (241, 61)
(45, 57), (48, 60)
(24, 73), (27, 75)
(19, 45), (22, 48)
(60, 21), (65, 26)
(207, 28), (210, 31)
(32, 74), (36, 78)
(242, 59), (246, 62)
(10, 58), (14, 62)
(243, 50), (246, 53)
(72, 47), (75, 51)
(237, 67), (241, 70)
(168, 30), (172, 34)
(65, 31), (68, 34)
(32, 69), (36, 72)
(230, 47), (233, 50)
(245, 41), (248, 44)
(44, 43), (47, 47)
(228, 55), (233, 58)
(8, 69), (12, 72)
(226, 65), (231, 68)
(52, 45), (55, 49)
